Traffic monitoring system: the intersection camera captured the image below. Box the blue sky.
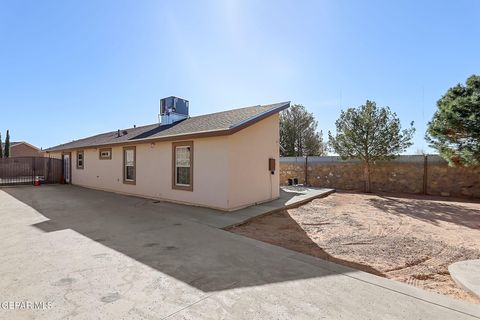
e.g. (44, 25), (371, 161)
(1, 1), (479, 152)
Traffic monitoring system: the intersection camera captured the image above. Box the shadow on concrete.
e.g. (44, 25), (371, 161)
(3, 185), (355, 293)
(227, 209), (385, 277)
(368, 194), (480, 230)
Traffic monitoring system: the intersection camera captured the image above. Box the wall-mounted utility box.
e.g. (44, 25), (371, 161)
(269, 158), (276, 174)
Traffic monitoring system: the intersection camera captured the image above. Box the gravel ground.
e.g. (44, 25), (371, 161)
(228, 192), (480, 303)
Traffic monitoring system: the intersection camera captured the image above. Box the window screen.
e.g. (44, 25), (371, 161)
(175, 146), (191, 185)
(124, 148), (135, 182)
(77, 151), (84, 169)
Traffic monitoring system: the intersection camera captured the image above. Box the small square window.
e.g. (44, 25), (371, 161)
(99, 148), (112, 160)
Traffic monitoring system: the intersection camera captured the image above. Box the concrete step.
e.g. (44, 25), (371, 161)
(449, 259), (480, 298)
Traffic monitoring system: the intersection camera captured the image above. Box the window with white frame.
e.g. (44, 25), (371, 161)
(172, 141), (193, 190)
(123, 147), (136, 184)
(99, 148), (112, 160)
(76, 151), (84, 169)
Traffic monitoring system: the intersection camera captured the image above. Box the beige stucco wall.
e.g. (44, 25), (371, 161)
(68, 137), (230, 210)
(227, 114), (280, 210)
(47, 114), (280, 210)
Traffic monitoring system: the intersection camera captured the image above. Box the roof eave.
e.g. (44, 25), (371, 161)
(229, 101), (290, 133)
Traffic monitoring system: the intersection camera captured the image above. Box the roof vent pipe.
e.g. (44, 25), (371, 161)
(117, 129), (120, 137)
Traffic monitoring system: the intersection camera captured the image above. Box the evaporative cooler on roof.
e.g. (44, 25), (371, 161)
(160, 96), (189, 125)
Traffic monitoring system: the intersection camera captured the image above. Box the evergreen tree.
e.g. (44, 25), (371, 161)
(426, 75), (480, 166)
(280, 104), (326, 156)
(329, 100), (415, 192)
(4, 130), (10, 158)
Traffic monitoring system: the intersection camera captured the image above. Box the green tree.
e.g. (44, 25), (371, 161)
(4, 130), (10, 158)
(280, 104), (326, 156)
(329, 100), (415, 192)
(426, 75), (480, 166)
(0, 133), (3, 158)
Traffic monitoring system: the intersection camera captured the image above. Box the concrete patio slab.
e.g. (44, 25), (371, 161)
(217, 186), (335, 228)
(0, 185), (478, 320)
(450, 260), (480, 298)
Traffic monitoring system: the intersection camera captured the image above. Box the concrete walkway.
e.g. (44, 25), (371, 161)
(450, 260), (480, 298)
(0, 185), (479, 319)
(132, 186), (334, 229)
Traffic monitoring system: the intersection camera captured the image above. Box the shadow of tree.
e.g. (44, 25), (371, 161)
(368, 194), (480, 230)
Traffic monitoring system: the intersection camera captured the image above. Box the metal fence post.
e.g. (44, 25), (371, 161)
(305, 156), (308, 187)
(32, 157), (35, 185)
(423, 155), (428, 195)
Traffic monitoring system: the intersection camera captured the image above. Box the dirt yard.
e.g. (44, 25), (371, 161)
(228, 192), (480, 303)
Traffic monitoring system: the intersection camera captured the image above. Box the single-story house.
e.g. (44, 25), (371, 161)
(46, 98), (290, 211)
(2, 141), (45, 157)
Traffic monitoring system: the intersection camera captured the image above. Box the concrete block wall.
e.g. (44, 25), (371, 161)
(280, 155), (480, 198)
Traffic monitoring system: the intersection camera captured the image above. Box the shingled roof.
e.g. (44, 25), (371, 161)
(1, 141), (40, 149)
(46, 101), (290, 152)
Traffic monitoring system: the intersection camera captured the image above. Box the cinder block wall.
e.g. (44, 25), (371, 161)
(280, 155), (480, 198)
